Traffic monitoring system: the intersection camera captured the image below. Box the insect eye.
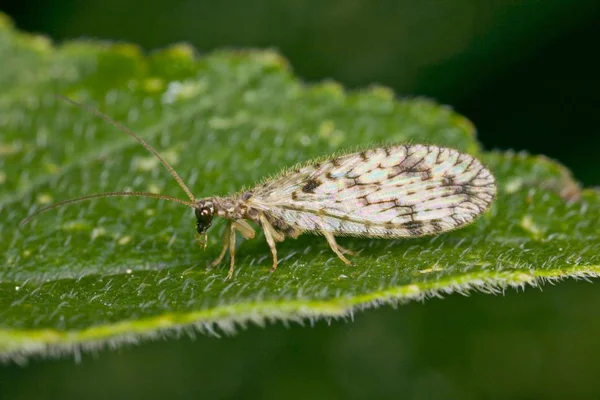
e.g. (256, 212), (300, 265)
(195, 208), (212, 220)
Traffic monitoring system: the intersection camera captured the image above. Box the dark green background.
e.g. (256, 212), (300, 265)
(2, 1), (600, 398)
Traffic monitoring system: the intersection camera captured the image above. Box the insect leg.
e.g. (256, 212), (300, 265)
(336, 243), (355, 256)
(233, 220), (256, 239)
(209, 222), (231, 269)
(227, 223), (237, 280)
(259, 214), (280, 272)
(321, 231), (353, 265)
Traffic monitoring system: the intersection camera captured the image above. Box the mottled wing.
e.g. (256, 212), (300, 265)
(249, 145), (496, 237)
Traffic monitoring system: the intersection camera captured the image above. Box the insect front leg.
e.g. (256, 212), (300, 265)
(227, 221), (256, 278)
(209, 220), (255, 278)
(209, 222), (231, 269)
(321, 231), (353, 265)
(259, 214), (282, 273)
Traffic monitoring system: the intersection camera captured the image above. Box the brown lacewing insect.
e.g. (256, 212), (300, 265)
(22, 96), (497, 279)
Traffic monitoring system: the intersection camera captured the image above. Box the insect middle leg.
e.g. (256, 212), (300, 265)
(321, 230), (353, 265)
(209, 220), (256, 279)
(259, 214), (284, 273)
(209, 222), (231, 269)
(209, 222), (238, 279)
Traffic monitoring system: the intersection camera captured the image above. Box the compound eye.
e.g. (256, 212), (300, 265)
(195, 207), (210, 219)
(199, 208), (211, 220)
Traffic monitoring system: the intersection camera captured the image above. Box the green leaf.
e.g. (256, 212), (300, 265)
(0, 12), (598, 359)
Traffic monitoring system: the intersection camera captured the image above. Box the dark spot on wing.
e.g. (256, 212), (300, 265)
(241, 191), (253, 201)
(442, 176), (454, 186)
(402, 220), (424, 236)
(430, 219), (444, 233)
(384, 222), (395, 229)
(302, 178), (322, 193)
(455, 185), (472, 196)
(409, 228), (423, 236)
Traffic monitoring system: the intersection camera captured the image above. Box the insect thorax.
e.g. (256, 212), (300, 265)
(204, 194), (300, 238)
(208, 196), (250, 220)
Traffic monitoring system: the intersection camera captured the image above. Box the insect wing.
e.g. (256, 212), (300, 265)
(249, 145), (496, 237)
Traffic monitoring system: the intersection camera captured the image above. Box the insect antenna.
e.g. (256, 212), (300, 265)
(56, 95), (196, 202)
(20, 191), (197, 226)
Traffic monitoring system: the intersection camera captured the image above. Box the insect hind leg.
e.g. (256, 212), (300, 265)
(259, 214), (281, 272)
(336, 243), (355, 256)
(322, 231), (353, 265)
(227, 223), (237, 280)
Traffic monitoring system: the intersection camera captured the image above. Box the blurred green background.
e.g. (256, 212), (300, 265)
(1, 0), (600, 398)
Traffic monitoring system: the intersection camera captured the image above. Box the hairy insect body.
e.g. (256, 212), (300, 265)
(212, 197), (249, 220)
(199, 195), (299, 238)
(194, 145), (496, 278)
(199, 195), (305, 277)
(24, 97), (496, 280)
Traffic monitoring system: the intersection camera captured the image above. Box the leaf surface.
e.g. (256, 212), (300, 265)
(0, 13), (598, 358)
